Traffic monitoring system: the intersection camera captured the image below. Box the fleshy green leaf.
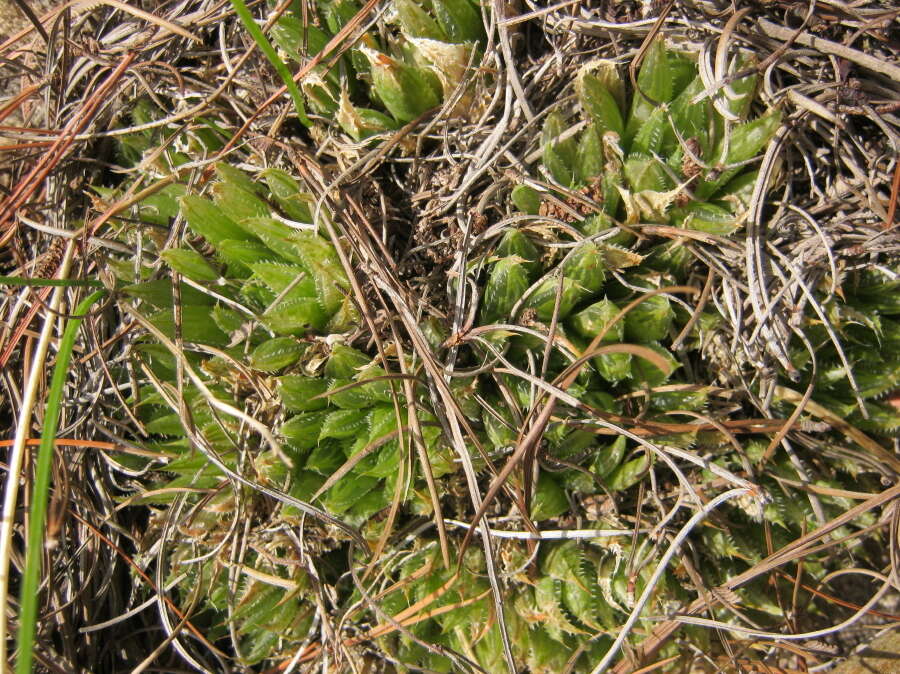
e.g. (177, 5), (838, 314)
(320, 408), (369, 441)
(281, 411), (329, 450)
(260, 168), (314, 222)
(531, 473), (568, 520)
(481, 258), (530, 323)
(542, 111), (578, 187)
(212, 182), (269, 222)
(593, 436), (627, 478)
(511, 185), (541, 215)
(146, 305), (229, 347)
(605, 453), (649, 491)
(697, 109), (782, 199)
(625, 37), (672, 144)
(432, 0), (483, 43)
(577, 71), (625, 138)
(576, 124), (605, 184)
(160, 249), (219, 282)
(180, 195), (254, 247)
(395, 0), (446, 40)
(278, 376), (329, 412)
(248, 337), (305, 372)
(562, 241), (606, 296)
(362, 47), (440, 123)
(624, 295), (673, 343)
(524, 276), (581, 322)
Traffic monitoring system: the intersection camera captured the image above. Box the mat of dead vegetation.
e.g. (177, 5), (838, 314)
(1, 1), (899, 672)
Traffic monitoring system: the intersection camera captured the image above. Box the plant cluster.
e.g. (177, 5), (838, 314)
(271, 0), (485, 141)
(94, 10), (897, 673)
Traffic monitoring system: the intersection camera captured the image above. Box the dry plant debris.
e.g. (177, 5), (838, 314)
(1, 0), (899, 672)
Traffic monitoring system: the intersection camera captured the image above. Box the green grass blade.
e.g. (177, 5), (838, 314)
(228, 0), (311, 127)
(15, 290), (105, 674)
(0, 276), (103, 288)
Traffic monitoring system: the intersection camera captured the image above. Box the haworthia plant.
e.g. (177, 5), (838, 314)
(271, 0), (484, 140)
(97, 31), (892, 673)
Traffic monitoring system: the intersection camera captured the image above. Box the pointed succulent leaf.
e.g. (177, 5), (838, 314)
(260, 168), (314, 222)
(577, 70), (625, 137)
(542, 111), (578, 187)
(433, 0), (484, 43)
(122, 280), (214, 308)
(669, 51), (696, 98)
(236, 217), (310, 264)
(724, 53), (759, 120)
(630, 342), (679, 386)
(593, 436), (627, 478)
(288, 231), (349, 314)
(261, 296), (329, 335)
(323, 0), (360, 34)
(147, 306), (230, 346)
(626, 37), (672, 144)
(214, 162), (263, 195)
(481, 258), (530, 323)
(320, 408), (369, 441)
(144, 412), (186, 436)
(576, 124), (604, 184)
(630, 106), (668, 156)
(160, 248), (219, 282)
(483, 402), (518, 449)
(211, 304), (245, 333)
(277, 375), (329, 412)
(326, 295), (360, 333)
(531, 473), (568, 520)
(624, 155), (672, 193)
(594, 351), (632, 384)
(496, 229), (540, 274)
(562, 241), (606, 295)
(624, 295), (673, 342)
(180, 195), (253, 247)
(605, 452), (649, 491)
(248, 337), (305, 372)
(666, 76), (711, 156)
(281, 411), (329, 449)
(212, 182), (270, 222)
(511, 184), (541, 215)
(325, 344), (370, 379)
(524, 276), (581, 322)
(571, 298), (623, 342)
(697, 109), (782, 199)
(717, 170), (759, 213)
(361, 47), (440, 123)
(249, 262), (314, 297)
(671, 201), (739, 235)
(395, 0), (446, 40)
(216, 239), (276, 270)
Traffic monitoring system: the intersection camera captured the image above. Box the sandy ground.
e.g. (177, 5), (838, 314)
(0, 0), (56, 41)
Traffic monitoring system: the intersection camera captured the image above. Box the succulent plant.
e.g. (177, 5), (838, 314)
(510, 38), (781, 275)
(95, 28), (894, 672)
(270, 0), (484, 141)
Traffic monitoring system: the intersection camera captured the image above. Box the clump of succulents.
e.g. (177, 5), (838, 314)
(98, 29), (896, 672)
(111, 161), (466, 665)
(795, 268), (900, 436)
(472, 36), (785, 453)
(271, 0), (485, 141)
(510, 37), (781, 276)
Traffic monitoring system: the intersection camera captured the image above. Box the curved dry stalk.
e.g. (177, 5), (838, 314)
(590, 488), (755, 673)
